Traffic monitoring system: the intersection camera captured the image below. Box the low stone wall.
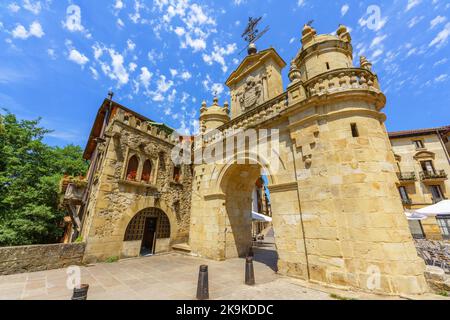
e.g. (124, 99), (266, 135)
(0, 243), (86, 276)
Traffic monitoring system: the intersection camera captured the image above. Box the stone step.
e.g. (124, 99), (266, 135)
(172, 243), (192, 254)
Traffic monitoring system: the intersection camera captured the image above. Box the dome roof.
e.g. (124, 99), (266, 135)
(200, 97), (229, 118)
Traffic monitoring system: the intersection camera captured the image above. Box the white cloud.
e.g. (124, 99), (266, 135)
(370, 34), (387, 49)
(8, 3), (21, 13)
(139, 67), (153, 89)
(127, 39), (136, 51)
(297, 0), (306, 7)
(108, 49), (129, 86)
(174, 27), (186, 37)
(408, 16), (424, 28)
(47, 48), (56, 59)
(202, 43), (237, 73)
(430, 16), (447, 29)
(406, 0), (421, 11)
(11, 21), (44, 39)
(233, 0), (245, 5)
(341, 4), (349, 17)
(114, 0), (124, 10)
(170, 69), (178, 77)
(433, 58), (447, 67)
(181, 71), (192, 80)
(211, 83), (224, 96)
(289, 37), (296, 44)
(68, 49), (89, 66)
(23, 0), (42, 15)
(129, 62), (137, 72)
(90, 67), (99, 80)
(435, 74), (448, 82)
(429, 23), (450, 48)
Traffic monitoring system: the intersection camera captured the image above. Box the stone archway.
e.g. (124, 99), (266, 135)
(119, 198), (179, 258)
(123, 207), (171, 257)
(219, 164), (263, 258)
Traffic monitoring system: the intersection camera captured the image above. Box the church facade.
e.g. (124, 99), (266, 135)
(72, 24), (429, 295)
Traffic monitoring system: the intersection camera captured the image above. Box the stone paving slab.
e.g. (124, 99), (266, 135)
(0, 251), (447, 300)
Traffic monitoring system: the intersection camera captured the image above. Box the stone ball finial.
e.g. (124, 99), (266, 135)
(288, 59), (301, 83)
(337, 24), (347, 36)
(360, 56), (373, 71)
(248, 43), (257, 55)
(200, 100), (207, 113)
(302, 24), (313, 35)
(213, 96), (219, 105)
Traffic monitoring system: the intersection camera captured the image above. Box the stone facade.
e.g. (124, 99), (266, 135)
(188, 24), (428, 295)
(78, 24), (432, 295)
(390, 127), (450, 240)
(0, 243), (85, 275)
(79, 104), (193, 263)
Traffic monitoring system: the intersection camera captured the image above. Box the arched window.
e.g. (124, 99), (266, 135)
(141, 159), (152, 183)
(126, 155), (139, 181)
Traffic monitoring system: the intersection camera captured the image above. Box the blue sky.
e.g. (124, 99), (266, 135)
(0, 0), (449, 147)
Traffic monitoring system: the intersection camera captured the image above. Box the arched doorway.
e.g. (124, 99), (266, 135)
(123, 207), (171, 257)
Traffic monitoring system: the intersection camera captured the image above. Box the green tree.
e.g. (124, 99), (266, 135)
(0, 111), (88, 246)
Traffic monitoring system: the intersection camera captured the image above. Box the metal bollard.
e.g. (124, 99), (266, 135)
(245, 257), (255, 286)
(248, 246), (254, 258)
(72, 284), (89, 300)
(196, 265), (209, 300)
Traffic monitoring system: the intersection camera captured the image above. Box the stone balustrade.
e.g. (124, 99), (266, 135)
(304, 67), (380, 97)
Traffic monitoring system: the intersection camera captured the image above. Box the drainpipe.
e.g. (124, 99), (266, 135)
(291, 144), (311, 281)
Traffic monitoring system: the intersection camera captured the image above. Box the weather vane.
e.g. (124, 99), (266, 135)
(238, 16), (270, 55)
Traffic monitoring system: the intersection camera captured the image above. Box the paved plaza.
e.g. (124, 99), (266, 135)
(0, 245), (446, 300)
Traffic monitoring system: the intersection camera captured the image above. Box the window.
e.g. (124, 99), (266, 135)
(326, 62), (330, 70)
(430, 185), (444, 203)
(413, 140), (424, 149)
(408, 220), (425, 239)
(398, 186), (410, 203)
(173, 165), (181, 183)
(420, 160), (435, 174)
(126, 155), (139, 181)
(141, 160), (152, 183)
(436, 215), (450, 239)
(351, 123), (359, 137)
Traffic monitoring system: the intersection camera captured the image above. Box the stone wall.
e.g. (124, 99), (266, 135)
(0, 243), (86, 275)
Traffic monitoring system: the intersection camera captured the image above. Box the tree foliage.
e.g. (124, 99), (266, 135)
(0, 111), (88, 246)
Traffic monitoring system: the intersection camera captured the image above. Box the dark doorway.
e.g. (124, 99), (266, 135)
(141, 217), (157, 256)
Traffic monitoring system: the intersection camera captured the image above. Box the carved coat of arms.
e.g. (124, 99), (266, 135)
(238, 75), (264, 111)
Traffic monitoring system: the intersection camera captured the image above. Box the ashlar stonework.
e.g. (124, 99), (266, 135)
(77, 24), (429, 296)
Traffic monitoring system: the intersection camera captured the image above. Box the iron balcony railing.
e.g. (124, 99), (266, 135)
(401, 198), (412, 205)
(397, 172), (416, 181)
(420, 170), (448, 181)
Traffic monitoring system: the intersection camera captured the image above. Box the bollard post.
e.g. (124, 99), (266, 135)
(245, 257), (255, 286)
(72, 284), (89, 300)
(248, 246), (254, 258)
(196, 265), (209, 300)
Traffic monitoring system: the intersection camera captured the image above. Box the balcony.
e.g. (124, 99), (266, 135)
(420, 170), (448, 183)
(397, 172), (416, 183)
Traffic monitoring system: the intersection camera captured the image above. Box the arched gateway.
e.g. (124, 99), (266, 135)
(78, 24), (429, 296)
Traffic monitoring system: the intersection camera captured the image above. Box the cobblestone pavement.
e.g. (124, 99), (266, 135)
(0, 247), (446, 300)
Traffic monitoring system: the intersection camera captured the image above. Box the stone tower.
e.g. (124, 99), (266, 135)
(188, 24), (428, 295)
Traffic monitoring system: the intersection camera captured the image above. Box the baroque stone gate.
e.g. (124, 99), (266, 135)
(76, 24), (429, 295)
(188, 24), (428, 295)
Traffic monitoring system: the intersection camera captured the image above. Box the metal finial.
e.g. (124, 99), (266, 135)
(107, 90), (114, 100)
